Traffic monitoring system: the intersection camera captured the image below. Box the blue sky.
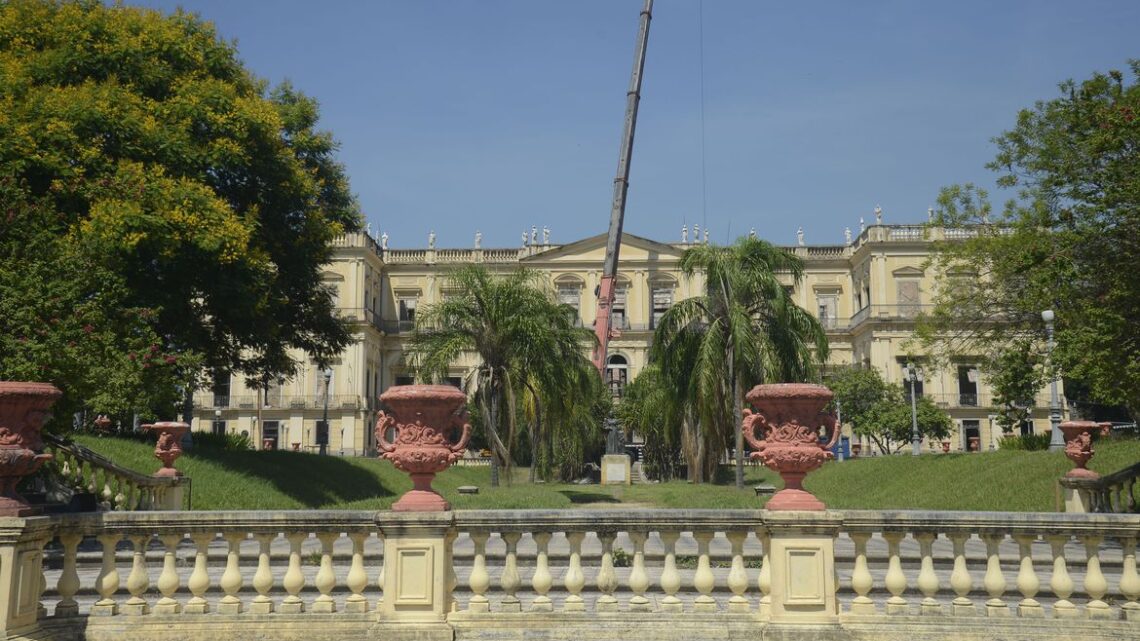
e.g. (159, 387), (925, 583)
(131, 1), (1138, 249)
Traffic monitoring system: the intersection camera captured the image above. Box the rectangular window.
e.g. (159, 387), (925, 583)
(817, 295), (838, 330)
(264, 380), (282, 408)
(211, 370), (230, 408)
(651, 287), (672, 328)
(558, 286), (581, 325)
(398, 297), (417, 330)
(963, 420), (981, 451)
(896, 280), (921, 317)
(612, 287), (628, 329)
(958, 365), (978, 406)
(211, 420), (226, 436)
(900, 363), (924, 397)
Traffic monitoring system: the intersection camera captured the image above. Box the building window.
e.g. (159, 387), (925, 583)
(817, 294), (838, 330)
(606, 354), (629, 399)
(211, 420), (226, 436)
(398, 297), (417, 330)
(896, 279), (921, 317)
(651, 287), (672, 329)
(558, 286), (581, 325)
(963, 420), (981, 451)
(612, 287), (628, 330)
(958, 365), (978, 406)
(395, 375), (414, 386)
(264, 380), (283, 408)
(211, 370), (230, 408)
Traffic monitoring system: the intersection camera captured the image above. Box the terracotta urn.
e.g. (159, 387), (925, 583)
(0, 382), (61, 516)
(93, 414), (112, 433)
(968, 436), (980, 452)
(142, 421), (189, 477)
(742, 383), (840, 511)
(1060, 420), (1112, 479)
(850, 443), (861, 457)
(376, 385), (471, 511)
(941, 440), (951, 453)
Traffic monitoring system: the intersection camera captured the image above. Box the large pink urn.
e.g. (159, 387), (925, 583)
(1060, 420), (1111, 479)
(375, 385), (471, 511)
(142, 421), (189, 477)
(0, 382), (61, 516)
(743, 383), (840, 511)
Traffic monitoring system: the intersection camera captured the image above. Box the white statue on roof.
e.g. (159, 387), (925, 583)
(542, 226), (550, 245)
(428, 230), (436, 249)
(874, 204), (883, 225)
(749, 227), (756, 239)
(530, 225), (538, 245)
(844, 227), (852, 244)
(797, 227), (805, 246)
(681, 224), (688, 243)
(474, 230), (482, 249)
(380, 231), (389, 250)
(703, 227), (709, 244)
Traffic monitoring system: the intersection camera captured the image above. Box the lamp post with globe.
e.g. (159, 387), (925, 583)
(1042, 310), (1064, 450)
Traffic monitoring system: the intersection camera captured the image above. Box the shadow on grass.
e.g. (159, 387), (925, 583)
(558, 489), (621, 504)
(186, 447), (394, 508)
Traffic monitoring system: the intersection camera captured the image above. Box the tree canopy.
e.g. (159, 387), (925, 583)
(409, 265), (601, 486)
(918, 62), (1140, 421)
(0, 0), (359, 421)
(826, 367), (952, 454)
(651, 237), (829, 485)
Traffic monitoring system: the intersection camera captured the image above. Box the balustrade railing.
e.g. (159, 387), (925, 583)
(43, 435), (187, 511)
(1061, 462), (1140, 514)
(4, 509), (1138, 640)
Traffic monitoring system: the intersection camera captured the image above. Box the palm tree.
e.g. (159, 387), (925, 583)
(409, 265), (596, 487)
(652, 237), (829, 487)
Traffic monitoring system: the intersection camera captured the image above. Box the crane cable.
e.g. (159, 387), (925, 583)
(699, 0), (707, 234)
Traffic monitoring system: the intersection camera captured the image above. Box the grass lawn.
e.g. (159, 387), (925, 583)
(70, 434), (1140, 512)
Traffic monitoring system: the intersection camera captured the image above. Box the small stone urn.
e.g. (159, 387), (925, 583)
(142, 421), (189, 477)
(743, 383), (840, 511)
(1060, 420), (1112, 479)
(376, 385), (471, 511)
(0, 382), (62, 516)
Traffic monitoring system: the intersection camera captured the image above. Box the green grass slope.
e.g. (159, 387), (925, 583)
(72, 434), (1140, 512)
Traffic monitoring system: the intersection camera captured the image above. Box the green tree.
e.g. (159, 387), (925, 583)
(985, 340), (1046, 433)
(827, 366), (953, 454)
(409, 266), (597, 487)
(652, 237), (829, 486)
(919, 62), (1140, 421)
(0, 1), (359, 422)
(615, 365), (686, 481)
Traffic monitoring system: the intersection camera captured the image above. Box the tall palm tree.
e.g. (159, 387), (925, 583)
(409, 266), (596, 487)
(652, 237), (829, 488)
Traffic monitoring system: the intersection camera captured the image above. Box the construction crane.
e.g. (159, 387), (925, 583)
(592, 0), (653, 375)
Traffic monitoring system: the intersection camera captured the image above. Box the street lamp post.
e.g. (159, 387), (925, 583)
(1042, 310), (1064, 450)
(907, 361), (922, 456)
(320, 369), (332, 456)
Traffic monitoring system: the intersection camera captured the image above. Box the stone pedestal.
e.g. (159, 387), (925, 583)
(765, 512), (841, 625)
(0, 516), (53, 640)
(600, 454), (631, 485)
(1062, 483), (1094, 513)
(373, 512), (455, 641)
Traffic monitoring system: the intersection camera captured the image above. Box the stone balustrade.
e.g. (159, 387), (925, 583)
(44, 436), (187, 511)
(2, 509), (1138, 641)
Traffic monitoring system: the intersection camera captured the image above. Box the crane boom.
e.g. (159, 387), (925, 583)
(593, 0), (653, 374)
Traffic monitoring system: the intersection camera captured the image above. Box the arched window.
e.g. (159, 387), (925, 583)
(606, 354), (629, 399)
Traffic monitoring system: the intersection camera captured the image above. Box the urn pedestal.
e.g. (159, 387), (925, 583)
(1060, 420), (1111, 479)
(142, 422), (189, 477)
(376, 385), (470, 512)
(742, 383), (839, 511)
(0, 382), (61, 517)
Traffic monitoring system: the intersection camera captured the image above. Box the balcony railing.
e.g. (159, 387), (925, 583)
(5, 508), (1137, 640)
(193, 394), (362, 410)
(338, 307), (384, 332)
(847, 304), (933, 329)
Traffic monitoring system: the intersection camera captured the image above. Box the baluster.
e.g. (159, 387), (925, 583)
(92, 533), (121, 616)
(85, 462), (98, 495)
(500, 532), (522, 612)
(312, 532), (339, 612)
(883, 531), (908, 614)
(102, 470), (115, 509)
(659, 531), (682, 613)
(915, 532), (941, 615)
(949, 532), (975, 616)
(375, 533), (385, 610)
(280, 533), (306, 613)
(184, 533), (212, 614)
(726, 530), (749, 613)
(848, 532), (875, 615)
(563, 531), (586, 612)
(446, 529), (458, 614)
(346, 532), (369, 612)
(218, 532), (245, 614)
(693, 530), (717, 612)
(468, 532), (491, 613)
(36, 539), (47, 620)
(1081, 535), (1112, 618)
(531, 532), (554, 612)
(982, 533), (1009, 616)
(1012, 534), (1042, 617)
(154, 534), (182, 614)
(628, 531), (651, 612)
(55, 532), (82, 617)
(250, 533), (276, 614)
(1047, 535), (1077, 617)
(595, 531), (618, 612)
(1120, 537), (1140, 621)
(756, 530), (771, 619)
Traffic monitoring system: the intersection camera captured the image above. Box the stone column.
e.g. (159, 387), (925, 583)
(764, 511), (841, 626)
(373, 512), (455, 641)
(0, 516), (53, 639)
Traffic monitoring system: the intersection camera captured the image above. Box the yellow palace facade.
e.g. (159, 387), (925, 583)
(191, 222), (1065, 456)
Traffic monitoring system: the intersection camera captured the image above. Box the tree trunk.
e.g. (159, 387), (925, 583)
(733, 374), (744, 490)
(488, 387), (500, 488)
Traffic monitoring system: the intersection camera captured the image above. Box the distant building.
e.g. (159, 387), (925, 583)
(191, 223), (1065, 455)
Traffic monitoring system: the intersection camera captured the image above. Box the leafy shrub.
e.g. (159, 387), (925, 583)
(192, 431), (251, 451)
(998, 433), (1051, 451)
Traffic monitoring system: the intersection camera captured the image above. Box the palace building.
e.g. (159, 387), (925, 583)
(190, 222), (1065, 456)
